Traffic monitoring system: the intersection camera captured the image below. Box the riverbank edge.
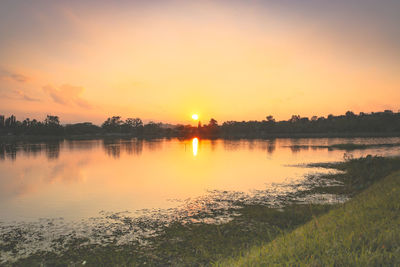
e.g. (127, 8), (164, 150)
(215, 170), (400, 266)
(1, 132), (400, 142)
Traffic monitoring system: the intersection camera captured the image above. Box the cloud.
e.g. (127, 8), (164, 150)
(43, 84), (92, 108)
(15, 89), (40, 102)
(0, 69), (29, 83)
(0, 88), (40, 102)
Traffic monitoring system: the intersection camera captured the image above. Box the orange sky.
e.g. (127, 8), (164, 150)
(0, 0), (399, 124)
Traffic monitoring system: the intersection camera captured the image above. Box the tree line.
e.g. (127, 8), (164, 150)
(219, 110), (400, 138)
(1, 110), (400, 138)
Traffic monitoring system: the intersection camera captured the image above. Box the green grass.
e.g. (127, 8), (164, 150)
(215, 170), (400, 266)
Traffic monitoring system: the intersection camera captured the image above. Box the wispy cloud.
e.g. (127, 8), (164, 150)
(43, 84), (92, 108)
(0, 88), (40, 102)
(0, 69), (29, 83)
(15, 89), (40, 102)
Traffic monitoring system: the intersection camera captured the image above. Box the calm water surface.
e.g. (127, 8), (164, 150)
(1, 137), (400, 222)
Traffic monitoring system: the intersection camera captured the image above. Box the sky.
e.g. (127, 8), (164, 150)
(0, 0), (399, 125)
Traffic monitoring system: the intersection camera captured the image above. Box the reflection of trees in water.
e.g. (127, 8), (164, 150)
(65, 140), (100, 151)
(45, 142), (61, 160)
(290, 145), (311, 153)
(22, 143), (42, 158)
(144, 140), (162, 151)
(122, 140), (143, 155)
(266, 139), (276, 154)
(103, 139), (121, 158)
(210, 139), (217, 151)
(288, 139), (304, 154)
(247, 139), (255, 150)
(222, 139), (276, 154)
(290, 146), (301, 153)
(222, 140), (243, 151)
(0, 141), (62, 161)
(102, 139), (145, 158)
(0, 144), (16, 161)
(285, 139), (312, 154)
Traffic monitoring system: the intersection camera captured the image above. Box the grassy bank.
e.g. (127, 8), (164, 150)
(216, 170), (400, 266)
(4, 156), (400, 266)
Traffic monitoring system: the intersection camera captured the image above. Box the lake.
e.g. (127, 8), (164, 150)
(1, 137), (400, 222)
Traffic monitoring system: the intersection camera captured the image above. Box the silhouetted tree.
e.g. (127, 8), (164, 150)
(266, 115), (275, 123)
(289, 115), (301, 123)
(1, 110), (400, 138)
(102, 116), (123, 132)
(0, 115), (5, 128)
(143, 121), (163, 137)
(65, 122), (100, 135)
(120, 118), (144, 135)
(5, 115), (16, 127)
(44, 115), (60, 126)
(209, 118), (218, 127)
(125, 118), (143, 128)
(202, 118), (219, 137)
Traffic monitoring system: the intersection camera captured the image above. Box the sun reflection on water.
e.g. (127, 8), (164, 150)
(192, 137), (198, 156)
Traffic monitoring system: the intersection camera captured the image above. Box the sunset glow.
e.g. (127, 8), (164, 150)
(0, 1), (399, 124)
(1, 1), (400, 265)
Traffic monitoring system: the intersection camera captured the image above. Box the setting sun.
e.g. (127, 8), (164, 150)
(1, 1), (399, 265)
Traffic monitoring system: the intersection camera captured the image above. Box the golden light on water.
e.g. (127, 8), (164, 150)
(192, 114), (199, 120)
(192, 137), (198, 156)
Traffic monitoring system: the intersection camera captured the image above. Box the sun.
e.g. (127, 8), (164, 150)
(191, 114), (199, 120)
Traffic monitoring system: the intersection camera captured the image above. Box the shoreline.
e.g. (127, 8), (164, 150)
(217, 169), (400, 266)
(0, 131), (399, 142)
